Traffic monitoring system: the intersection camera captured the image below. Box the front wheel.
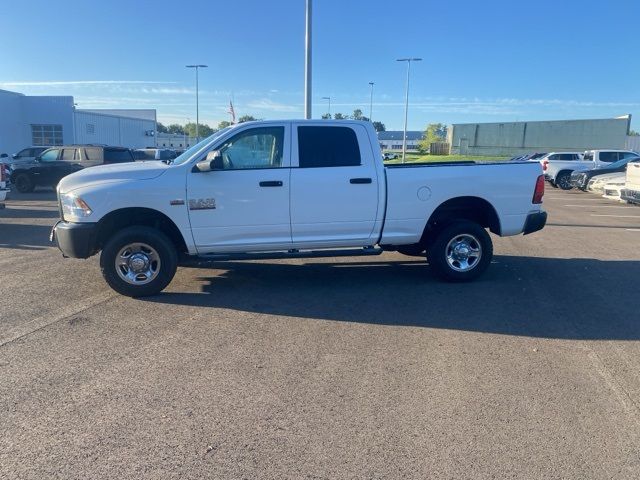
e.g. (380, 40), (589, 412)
(426, 221), (493, 282)
(100, 226), (178, 297)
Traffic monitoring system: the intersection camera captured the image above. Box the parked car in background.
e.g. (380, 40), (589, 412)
(602, 180), (626, 201)
(570, 156), (640, 190)
(543, 150), (637, 190)
(383, 152), (398, 160)
(3, 147), (48, 167)
(133, 148), (178, 161)
(621, 160), (640, 204)
(587, 172), (625, 194)
(10, 145), (134, 193)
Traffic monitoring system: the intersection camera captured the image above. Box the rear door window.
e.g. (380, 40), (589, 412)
(60, 148), (77, 161)
(584, 152), (594, 161)
(297, 126), (361, 168)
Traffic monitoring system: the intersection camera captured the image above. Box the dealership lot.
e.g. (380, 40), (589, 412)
(1, 189), (640, 479)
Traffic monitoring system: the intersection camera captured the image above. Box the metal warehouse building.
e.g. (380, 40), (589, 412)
(0, 89), (157, 155)
(448, 115), (633, 157)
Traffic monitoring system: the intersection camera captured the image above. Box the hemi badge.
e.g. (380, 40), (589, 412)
(170, 199), (185, 206)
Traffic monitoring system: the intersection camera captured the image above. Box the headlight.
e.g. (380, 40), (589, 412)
(60, 193), (92, 219)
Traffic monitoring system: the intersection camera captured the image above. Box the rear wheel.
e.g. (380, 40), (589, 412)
(100, 226), (178, 297)
(556, 171), (573, 190)
(426, 221), (493, 282)
(13, 173), (34, 193)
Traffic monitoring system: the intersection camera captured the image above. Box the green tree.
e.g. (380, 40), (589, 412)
(352, 109), (364, 120)
(156, 122), (168, 133)
(238, 115), (257, 123)
(419, 123), (448, 153)
(321, 113), (332, 119)
(184, 122), (214, 138)
(333, 112), (347, 120)
(630, 129), (640, 136)
(218, 120), (233, 129)
(372, 121), (386, 132)
(167, 124), (185, 135)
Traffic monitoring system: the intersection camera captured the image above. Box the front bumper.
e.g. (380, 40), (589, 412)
(50, 221), (99, 258)
(621, 189), (640, 204)
(523, 211), (547, 235)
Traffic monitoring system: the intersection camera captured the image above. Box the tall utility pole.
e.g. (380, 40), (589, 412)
(322, 96), (331, 117)
(304, 0), (312, 119)
(396, 58), (421, 163)
(368, 81), (375, 122)
(186, 64), (207, 142)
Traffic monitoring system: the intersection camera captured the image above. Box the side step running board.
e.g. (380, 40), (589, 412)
(185, 246), (383, 264)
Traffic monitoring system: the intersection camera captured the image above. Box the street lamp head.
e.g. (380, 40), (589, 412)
(369, 82), (374, 86)
(186, 65), (208, 68)
(396, 58), (422, 62)
(322, 96), (330, 100)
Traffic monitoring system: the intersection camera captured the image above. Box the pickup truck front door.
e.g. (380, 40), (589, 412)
(186, 125), (292, 253)
(290, 124), (380, 247)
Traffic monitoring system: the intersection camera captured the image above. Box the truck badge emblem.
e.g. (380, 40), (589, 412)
(189, 198), (216, 210)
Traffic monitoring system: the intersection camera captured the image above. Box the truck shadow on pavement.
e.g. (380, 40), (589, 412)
(146, 255), (640, 340)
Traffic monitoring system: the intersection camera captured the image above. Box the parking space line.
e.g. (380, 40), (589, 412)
(626, 229), (640, 232)
(591, 214), (640, 218)
(564, 204), (630, 208)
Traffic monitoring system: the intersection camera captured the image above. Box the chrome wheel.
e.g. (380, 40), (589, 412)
(115, 242), (161, 285)
(445, 234), (482, 272)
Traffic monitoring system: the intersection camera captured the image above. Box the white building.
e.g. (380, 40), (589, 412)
(0, 89), (157, 155)
(156, 132), (198, 150)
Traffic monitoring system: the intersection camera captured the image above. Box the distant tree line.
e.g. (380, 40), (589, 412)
(156, 115), (259, 138)
(321, 109), (386, 132)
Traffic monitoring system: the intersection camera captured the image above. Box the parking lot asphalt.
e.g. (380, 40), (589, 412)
(1, 188), (640, 479)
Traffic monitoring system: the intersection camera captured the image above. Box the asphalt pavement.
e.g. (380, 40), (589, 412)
(1, 187), (640, 479)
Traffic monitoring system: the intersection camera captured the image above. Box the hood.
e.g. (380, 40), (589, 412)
(591, 172), (625, 184)
(59, 161), (170, 193)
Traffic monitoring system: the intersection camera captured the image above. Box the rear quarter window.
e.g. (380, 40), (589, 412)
(599, 152), (618, 162)
(104, 149), (134, 163)
(297, 126), (361, 168)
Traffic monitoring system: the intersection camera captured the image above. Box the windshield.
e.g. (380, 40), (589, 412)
(171, 127), (233, 165)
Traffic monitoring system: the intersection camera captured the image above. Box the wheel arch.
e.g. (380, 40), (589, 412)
(420, 196), (501, 245)
(96, 207), (188, 254)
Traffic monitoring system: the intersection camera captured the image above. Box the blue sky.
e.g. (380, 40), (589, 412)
(1, 0), (639, 130)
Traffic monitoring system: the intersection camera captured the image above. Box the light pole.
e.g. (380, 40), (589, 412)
(322, 96), (331, 117)
(304, 0), (312, 119)
(368, 82), (374, 122)
(396, 58), (421, 163)
(186, 64), (208, 142)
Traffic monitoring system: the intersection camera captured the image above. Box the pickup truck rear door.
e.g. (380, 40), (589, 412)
(186, 123), (292, 252)
(290, 123), (381, 247)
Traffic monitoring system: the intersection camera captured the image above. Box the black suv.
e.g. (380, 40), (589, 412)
(10, 145), (134, 193)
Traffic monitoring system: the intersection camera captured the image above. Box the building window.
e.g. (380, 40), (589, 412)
(86, 124), (95, 135)
(391, 144), (403, 150)
(31, 124), (63, 146)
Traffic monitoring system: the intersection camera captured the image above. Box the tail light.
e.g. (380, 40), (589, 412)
(542, 160), (548, 171)
(532, 174), (545, 204)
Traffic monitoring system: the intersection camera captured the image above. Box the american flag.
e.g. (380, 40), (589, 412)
(228, 100), (236, 123)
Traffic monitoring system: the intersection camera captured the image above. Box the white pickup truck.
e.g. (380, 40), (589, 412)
(621, 160), (640, 204)
(543, 150), (638, 189)
(51, 120), (547, 297)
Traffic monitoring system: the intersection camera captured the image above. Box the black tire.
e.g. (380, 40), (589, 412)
(426, 221), (493, 282)
(13, 173), (35, 193)
(396, 244), (426, 257)
(100, 226), (178, 297)
(556, 171), (573, 190)
(549, 180), (558, 188)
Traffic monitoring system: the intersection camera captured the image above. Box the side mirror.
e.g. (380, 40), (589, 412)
(193, 150), (223, 172)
